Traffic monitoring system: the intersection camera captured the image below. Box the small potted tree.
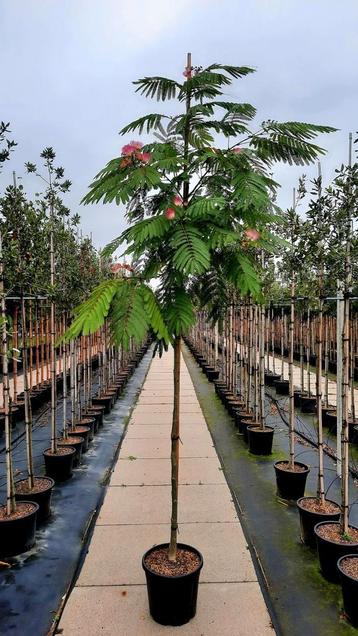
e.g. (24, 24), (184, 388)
(26, 149), (79, 480)
(274, 182), (311, 499)
(0, 123), (39, 555)
(65, 56), (336, 625)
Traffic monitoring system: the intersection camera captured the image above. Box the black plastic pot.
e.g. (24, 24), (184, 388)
(300, 395), (317, 413)
(241, 417), (255, 443)
(314, 521), (358, 583)
(322, 406), (336, 427)
(43, 447), (76, 482)
(0, 501), (39, 557)
(206, 367), (219, 382)
(68, 426), (91, 452)
(274, 460), (310, 501)
(57, 436), (84, 466)
(15, 477), (54, 522)
(294, 390), (306, 407)
(142, 543), (203, 626)
(338, 554), (358, 627)
(353, 426), (358, 445)
(86, 407), (104, 429)
(227, 397), (244, 416)
(274, 379), (289, 395)
(248, 425), (274, 455)
(92, 395), (113, 414)
(296, 497), (341, 548)
(325, 411), (337, 432)
(77, 416), (96, 439)
(265, 372), (281, 386)
(12, 401), (25, 423)
(214, 381), (226, 396)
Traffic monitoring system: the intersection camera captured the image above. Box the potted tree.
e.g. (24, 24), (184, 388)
(274, 182), (311, 499)
(26, 149), (79, 480)
(296, 170), (341, 545)
(64, 55), (336, 625)
(0, 124), (40, 555)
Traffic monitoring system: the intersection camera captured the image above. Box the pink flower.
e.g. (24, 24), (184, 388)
(137, 152), (151, 163)
(130, 140), (143, 150)
(173, 195), (183, 206)
(183, 68), (192, 79)
(121, 140), (143, 156)
(244, 228), (260, 241)
(232, 147), (242, 154)
(165, 208), (176, 220)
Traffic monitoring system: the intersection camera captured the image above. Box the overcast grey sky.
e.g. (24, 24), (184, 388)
(0, 0), (357, 248)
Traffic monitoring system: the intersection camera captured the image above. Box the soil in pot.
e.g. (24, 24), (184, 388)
(338, 554), (358, 627)
(15, 476), (54, 522)
(297, 497), (341, 548)
(274, 461), (310, 501)
(248, 425), (274, 455)
(0, 501), (39, 557)
(142, 543), (203, 626)
(43, 446), (76, 482)
(314, 522), (358, 583)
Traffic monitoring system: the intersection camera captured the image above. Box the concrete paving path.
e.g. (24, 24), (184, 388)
(59, 347), (274, 635)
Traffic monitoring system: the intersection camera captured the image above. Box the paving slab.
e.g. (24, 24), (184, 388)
(119, 437), (217, 458)
(76, 521), (255, 586)
(111, 457), (226, 485)
(59, 583), (274, 636)
(98, 484), (237, 525)
(130, 412), (207, 424)
(126, 423), (211, 441)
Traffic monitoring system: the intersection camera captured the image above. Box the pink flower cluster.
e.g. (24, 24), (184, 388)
(164, 195), (183, 220)
(244, 228), (260, 241)
(120, 140), (151, 168)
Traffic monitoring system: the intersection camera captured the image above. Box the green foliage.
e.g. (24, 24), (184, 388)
(67, 59), (336, 348)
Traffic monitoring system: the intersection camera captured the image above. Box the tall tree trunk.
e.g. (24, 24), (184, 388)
(168, 335), (181, 561)
(288, 279), (295, 469)
(316, 293), (325, 503)
(1, 233), (16, 515)
(21, 296), (34, 489)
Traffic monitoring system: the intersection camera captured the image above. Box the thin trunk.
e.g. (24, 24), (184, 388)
(289, 279), (295, 469)
(21, 296), (34, 489)
(63, 314), (68, 438)
(70, 339), (75, 430)
(13, 306), (18, 402)
(300, 312), (304, 393)
(50, 212), (57, 453)
(168, 337), (181, 561)
(316, 294), (325, 503)
(1, 233), (16, 515)
(259, 301), (265, 429)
